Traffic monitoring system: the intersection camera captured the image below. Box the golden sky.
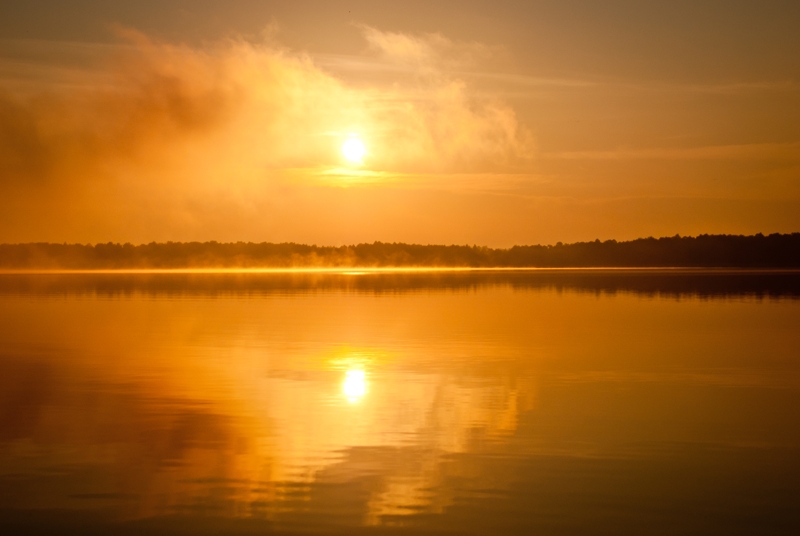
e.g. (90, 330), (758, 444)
(0, 1), (798, 245)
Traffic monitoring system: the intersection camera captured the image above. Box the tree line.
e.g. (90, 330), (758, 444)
(1, 233), (799, 269)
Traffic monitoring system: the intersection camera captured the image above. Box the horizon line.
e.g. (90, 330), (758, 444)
(3, 267), (800, 275)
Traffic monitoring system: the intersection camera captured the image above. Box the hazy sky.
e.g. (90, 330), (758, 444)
(1, 0), (798, 245)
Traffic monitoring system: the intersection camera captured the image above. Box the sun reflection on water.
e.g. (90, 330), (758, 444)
(342, 369), (368, 403)
(1, 279), (797, 532)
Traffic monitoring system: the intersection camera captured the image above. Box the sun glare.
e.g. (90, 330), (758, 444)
(341, 137), (366, 164)
(342, 369), (368, 403)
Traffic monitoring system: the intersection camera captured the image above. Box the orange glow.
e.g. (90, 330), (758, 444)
(0, 5), (797, 247)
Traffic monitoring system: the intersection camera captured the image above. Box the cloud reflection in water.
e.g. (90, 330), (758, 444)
(0, 272), (799, 534)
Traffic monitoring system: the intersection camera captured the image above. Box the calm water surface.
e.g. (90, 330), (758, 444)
(1, 271), (799, 535)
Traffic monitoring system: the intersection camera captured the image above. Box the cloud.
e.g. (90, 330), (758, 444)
(0, 27), (534, 241)
(542, 142), (800, 161)
(359, 25), (497, 71)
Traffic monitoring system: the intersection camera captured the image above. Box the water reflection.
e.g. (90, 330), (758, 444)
(1, 269), (799, 299)
(0, 272), (799, 534)
(343, 370), (368, 403)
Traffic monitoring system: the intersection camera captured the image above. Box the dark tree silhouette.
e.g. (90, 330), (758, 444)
(1, 233), (799, 269)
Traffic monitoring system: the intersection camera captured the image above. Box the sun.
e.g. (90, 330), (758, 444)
(341, 137), (366, 164)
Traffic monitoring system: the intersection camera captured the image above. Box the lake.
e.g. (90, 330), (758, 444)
(1, 270), (799, 535)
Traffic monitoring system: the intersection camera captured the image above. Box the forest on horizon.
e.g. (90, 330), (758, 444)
(1, 233), (799, 269)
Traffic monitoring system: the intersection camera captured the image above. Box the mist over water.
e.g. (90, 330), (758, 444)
(1, 271), (799, 534)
